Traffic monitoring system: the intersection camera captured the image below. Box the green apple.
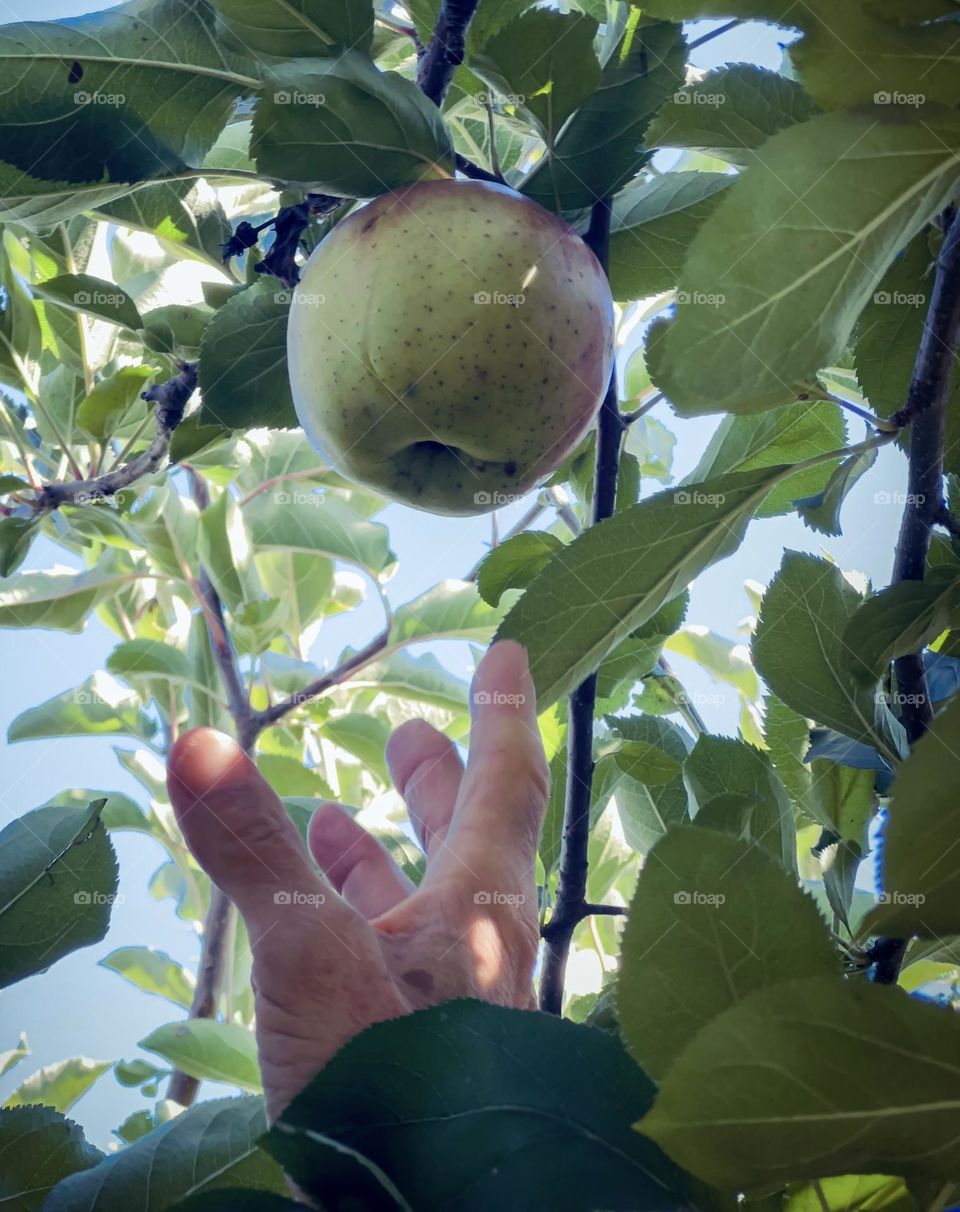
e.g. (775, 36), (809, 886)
(287, 179), (614, 515)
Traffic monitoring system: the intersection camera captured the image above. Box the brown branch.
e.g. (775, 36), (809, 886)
(540, 198), (622, 1016)
(416, 0), (481, 107)
(873, 206), (960, 987)
(34, 363), (196, 511)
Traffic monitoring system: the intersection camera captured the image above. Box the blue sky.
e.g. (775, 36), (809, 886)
(0, 4), (911, 1149)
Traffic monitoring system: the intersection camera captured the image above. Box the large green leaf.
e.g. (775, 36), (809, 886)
(605, 715), (692, 855)
(3, 1057), (111, 1115)
(44, 1097), (286, 1210)
(652, 107), (960, 415)
(0, 1106), (103, 1212)
(0, 567), (137, 632)
(638, 977), (960, 1187)
(252, 51), (455, 195)
(390, 579), (507, 643)
(100, 945), (195, 1008)
(497, 466), (792, 710)
(471, 9), (600, 144)
(863, 695), (960, 939)
(214, 0), (373, 57)
(521, 15), (685, 212)
(645, 64), (818, 166)
(140, 1021), (261, 1091)
(0, 164), (151, 228)
(752, 551), (897, 758)
(0, 0), (257, 185)
(685, 400), (846, 518)
(198, 490), (263, 612)
(8, 672), (157, 742)
(32, 274), (141, 330)
(608, 171), (732, 301)
(0, 801), (118, 989)
(618, 827), (836, 1081)
(76, 365), (157, 439)
(685, 734), (795, 869)
(245, 492), (392, 573)
(476, 531), (565, 607)
(269, 999), (684, 1210)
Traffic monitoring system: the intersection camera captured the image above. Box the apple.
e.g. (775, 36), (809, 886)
(287, 179), (614, 515)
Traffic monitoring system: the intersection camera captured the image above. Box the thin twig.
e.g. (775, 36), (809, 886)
(540, 198), (622, 1016)
(33, 363), (196, 511)
(687, 18), (738, 50)
(455, 153), (506, 185)
(873, 207), (960, 987)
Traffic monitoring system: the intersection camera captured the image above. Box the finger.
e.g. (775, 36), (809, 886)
(167, 728), (342, 929)
(385, 718), (464, 857)
(308, 802), (414, 918)
(431, 640), (549, 887)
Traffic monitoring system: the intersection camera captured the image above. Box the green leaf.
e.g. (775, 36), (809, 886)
(215, 0), (373, 58)
(472, 10), (600, 143)
(0, 1106), (103, 1211)
(106, 639), (202, 691)
(8, 672), (157, 742)
(32, 274), (141, 330)
(114, 1059), (167, 1088)
(652, 107), (960, 415)
(100, 946), (195, 1008)
(391, 579), (507, 643)
(686, 400), (846, 519)
(245, 492), (392, 573)
(606, 715), (692, 854)
(0, 801), (118, 989)
(685, 735), (795, 869)
(252, 52), (455, 195)
(0, 567), (136, 632)
(198, 490), (262, 612)
(638, 977), (960, 1187)
(794, 441), (879, 536)
(94, 179), (231, 266)
(842, 569), (960, 685)
(522, 15), (685, 212)
(76, 366), (156, 439)
(0, 165), (147, 229)
(0, 1033), (29, 1078)
(608, 171), (732, 301)
(645, 65), (819, 167)
(198, 285), (297, 430)
(0, 516), (39, 577)
(611, 738), (683, 785)
(140, 1022), (261, 1091)
(345, 649), (469, 712)
(44, 1097), (286, 1210)
(476, 530), (564, 606)
(269, 999), (684, 1209)
(863, 695), (960, 939)
(259, 754), (335, 799)
(785, 1174), (916, 1212)
(665, 626), (759, 699)
(3, 1058), (111, 1114)
(618, 827), (836, 1081)
(753, 551), (894, 756)
(497, 466), (792, 710)
(323, 713), (391, 782)
(810, 761), (876, 851)
(0, 0), (255, 185)
(254, 1133), (413, 1211)
(763, 693), (812, 817)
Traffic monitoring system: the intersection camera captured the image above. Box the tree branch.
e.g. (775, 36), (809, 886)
(34, 363), (196, 511)
(540, 198), (622, 1015)
(416, 0), (481, 106)
(873, 207), (960, 986)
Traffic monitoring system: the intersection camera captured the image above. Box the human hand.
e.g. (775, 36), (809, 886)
(167, 640), (549, 1121)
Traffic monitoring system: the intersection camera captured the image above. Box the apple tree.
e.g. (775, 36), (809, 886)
(1, 0), (960, 1207)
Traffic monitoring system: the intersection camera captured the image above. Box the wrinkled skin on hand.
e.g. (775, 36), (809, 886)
(167, 640), (549, 1121)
